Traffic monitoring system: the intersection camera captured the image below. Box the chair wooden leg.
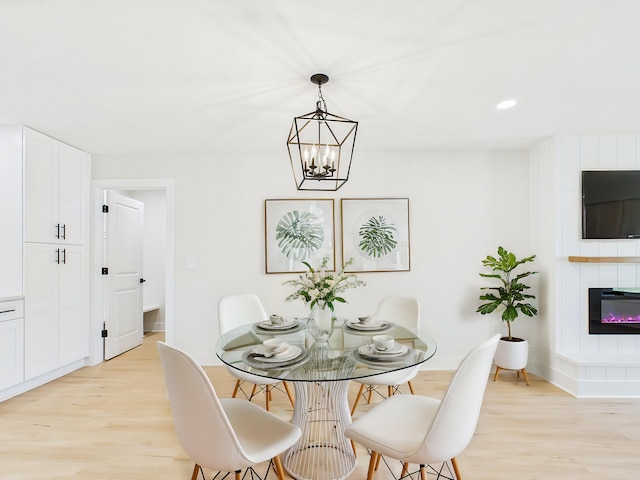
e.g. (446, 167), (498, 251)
(401, 462), (409, 477)
(374, 452), (382, 471)
(231, 380), (241, 398)
(451, 457), (462, 480)
(351, 384), (365, 415)
(265, 385), (270, 411)
(283, 381), (295, 407)
(388, 385), (393, 397)
(407, 380), (415, 394)
(367, 452), (378, 480)
(419, 464), (427, 480)
(273, 455), (285, 480)
(521, 368), (530, 386)
(235, 470), (241, 480)
(493, 366), (501, 382)
(367, 386), (373, 404)
(190, 464), (200, 480)
(350, 439), (357, 456)
(250, 384), (258, 399)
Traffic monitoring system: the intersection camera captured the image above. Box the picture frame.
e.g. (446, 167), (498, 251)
(264, 198), (335, 274)
(341, 198), (410, 272)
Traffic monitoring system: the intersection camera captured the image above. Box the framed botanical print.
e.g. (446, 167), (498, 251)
(341, 198), (410, 272)
(264, 198), (335, 274)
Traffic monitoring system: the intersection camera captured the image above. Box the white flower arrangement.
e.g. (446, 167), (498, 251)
(284, 257), (366, 311)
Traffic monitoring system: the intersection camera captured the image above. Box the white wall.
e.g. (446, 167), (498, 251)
(91, 149), (532, 369)
(531, 135), (640, 397)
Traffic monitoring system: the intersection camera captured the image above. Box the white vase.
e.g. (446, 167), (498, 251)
(307, 303), (334, 342)
(494, 337), (528, 370)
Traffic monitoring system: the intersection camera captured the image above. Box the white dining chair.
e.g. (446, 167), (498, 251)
(351, 296), (421, 415)
(345, 334), (500, 480)
(218, 293), (295, 411)
(157, 341), (301, 480)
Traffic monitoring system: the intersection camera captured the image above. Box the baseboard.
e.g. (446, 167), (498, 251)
(0, 359), (86, 402)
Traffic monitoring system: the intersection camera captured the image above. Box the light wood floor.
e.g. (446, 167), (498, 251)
(1, 331), (639, 479)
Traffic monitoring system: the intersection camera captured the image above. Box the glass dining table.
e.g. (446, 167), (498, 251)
(216, 316), (437, 480)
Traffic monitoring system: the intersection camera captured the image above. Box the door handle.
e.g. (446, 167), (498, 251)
(61, 224), (66, 240)
(61, 248), (66, 264)
(56, 223), (60, 239)
(0, 309), (16, 314)
(140, 278), (146, 283)
(56, 248), (60, 264)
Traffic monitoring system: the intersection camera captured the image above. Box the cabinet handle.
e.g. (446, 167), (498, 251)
(61, 224), (66, 240)
(0, 308), (16, 314)
(56, 223), (60, 239)
(56, 248), (60, 264)
(61, 248), (66, 264)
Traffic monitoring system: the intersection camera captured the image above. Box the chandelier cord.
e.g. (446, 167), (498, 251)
(316, 84), (327, 114)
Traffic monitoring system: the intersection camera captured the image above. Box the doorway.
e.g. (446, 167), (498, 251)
(90, 179), (175, 366)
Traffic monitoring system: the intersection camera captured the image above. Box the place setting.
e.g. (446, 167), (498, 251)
(242, 337), (309, 369)
(344, 315), (392, 333)
(354, 334), (413, 365)
(252, 314), (304, 334)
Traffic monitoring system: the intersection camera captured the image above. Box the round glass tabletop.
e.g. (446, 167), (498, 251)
(216, 317), (437, 382)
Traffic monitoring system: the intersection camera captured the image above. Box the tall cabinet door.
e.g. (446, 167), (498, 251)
(58, 245), (89, 365)
(24, 128), (59, 244)
(0, 125), (23, 298)
(24, 243), (60, 380)
(58, 144), (90, 245)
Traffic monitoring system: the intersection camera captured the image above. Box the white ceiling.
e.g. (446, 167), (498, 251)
(1, 0), (639, 155)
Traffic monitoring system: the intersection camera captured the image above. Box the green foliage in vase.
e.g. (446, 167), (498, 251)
(358, 216), (397, 258)
(283, 257), (366, 311)
(276, 210), (324, 261)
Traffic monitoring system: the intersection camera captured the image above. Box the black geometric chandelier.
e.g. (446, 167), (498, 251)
(287, 73), (358, 191)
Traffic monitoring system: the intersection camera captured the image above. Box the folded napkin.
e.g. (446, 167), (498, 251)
(358, 316), (378, 325)
(269, 314), (286, 325)
(251, 341), (290, 358)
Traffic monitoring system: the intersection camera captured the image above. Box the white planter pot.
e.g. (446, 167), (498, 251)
(494, 337), (528, 370)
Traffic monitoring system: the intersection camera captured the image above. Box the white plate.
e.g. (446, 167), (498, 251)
(358, 344), (408, 359)
(347, 321), (389, 331)
(252, 345), (302, 362)
(257, 318), (298, 330)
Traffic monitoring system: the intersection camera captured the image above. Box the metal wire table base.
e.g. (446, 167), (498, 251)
(284, 379), (356, 480)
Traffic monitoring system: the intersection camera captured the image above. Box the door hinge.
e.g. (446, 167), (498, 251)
(102, 205), (109, 213)
(101, 329), (108, 338)
(101, 267), (108, 275)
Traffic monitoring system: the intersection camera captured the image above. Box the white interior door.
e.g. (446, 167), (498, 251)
(104, 191), (144, 360)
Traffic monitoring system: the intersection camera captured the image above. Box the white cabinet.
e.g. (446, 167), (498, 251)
(24, 128), (90, 246)
(0, 126), (24, 298)
(0, 125), (90, 398)
(0, 299), (24, 390)
(24, 227), (89, 380)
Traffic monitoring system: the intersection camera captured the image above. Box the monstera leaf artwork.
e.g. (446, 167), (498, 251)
(341, 198), (410, 272)
(358, 215), (397, 257)
(275, 210), (324, 261)
(265, 199), (335, 273)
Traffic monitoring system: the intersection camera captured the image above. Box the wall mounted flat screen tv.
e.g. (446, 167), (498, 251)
(582, 170), (640, 239)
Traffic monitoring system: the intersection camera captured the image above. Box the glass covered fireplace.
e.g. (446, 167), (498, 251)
(589, 288), (640, 334)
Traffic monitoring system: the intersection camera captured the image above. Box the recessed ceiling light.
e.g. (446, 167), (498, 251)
(496, 100), (517, 110)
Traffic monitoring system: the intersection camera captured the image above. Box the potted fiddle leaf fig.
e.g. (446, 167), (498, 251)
(477, 246), (538, 382)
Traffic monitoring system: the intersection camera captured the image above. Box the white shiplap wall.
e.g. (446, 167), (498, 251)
(533, 135), (640, 397)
